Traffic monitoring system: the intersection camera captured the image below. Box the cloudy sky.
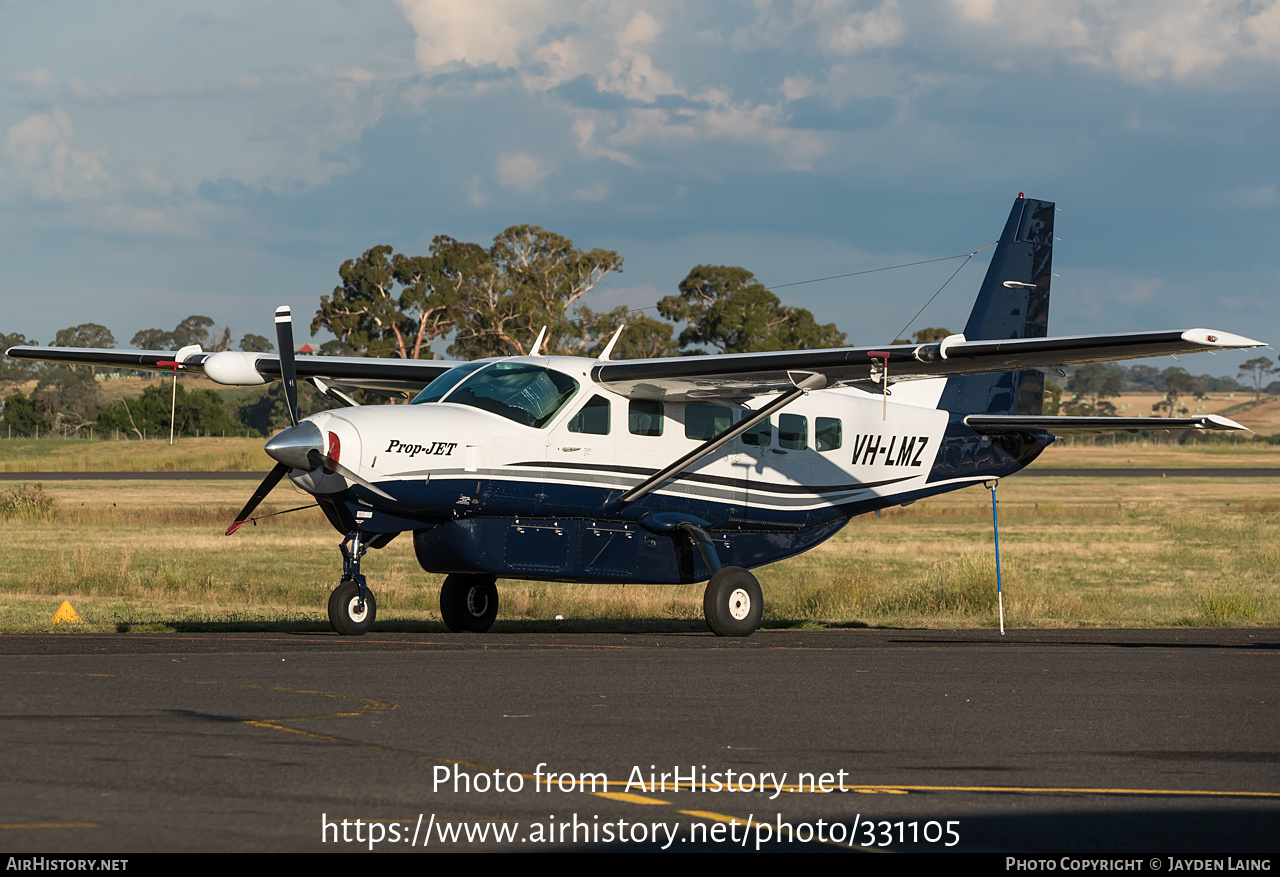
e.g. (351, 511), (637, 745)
(2, 0), (1277, 375)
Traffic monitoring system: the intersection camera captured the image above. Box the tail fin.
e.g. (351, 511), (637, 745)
(939, 194), (1055, 415)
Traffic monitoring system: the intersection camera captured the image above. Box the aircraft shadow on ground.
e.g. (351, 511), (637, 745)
(113, 618), (876, 634)
(886, 635), (1280, 650)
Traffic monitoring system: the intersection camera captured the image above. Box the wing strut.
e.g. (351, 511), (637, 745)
(617, 372), (826, 505)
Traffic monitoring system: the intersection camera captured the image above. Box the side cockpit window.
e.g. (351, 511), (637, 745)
(629, 399), (664, 436)
(568, 395), (610, 435)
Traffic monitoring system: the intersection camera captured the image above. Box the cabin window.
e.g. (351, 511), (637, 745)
(443, 362), (579, 428)
(629, 400), (664, 436)
(741, 415), (771, 446)
(567, 395), (610, 435)
(685, 403), (732, 441)
(816, 417), (842, 451)
(409, 360), (491, 404)
(778, 413), (808, 450)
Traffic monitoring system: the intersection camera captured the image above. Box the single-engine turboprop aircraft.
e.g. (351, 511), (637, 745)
(9, 195), (1265, 637)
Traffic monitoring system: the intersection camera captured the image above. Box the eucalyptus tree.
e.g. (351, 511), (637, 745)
(658, 265), (846, 354)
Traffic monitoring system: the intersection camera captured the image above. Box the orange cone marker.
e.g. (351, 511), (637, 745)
(51, 601), (82, 624)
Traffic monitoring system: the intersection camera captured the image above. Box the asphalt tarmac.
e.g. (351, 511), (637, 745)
(2, 628), (1276, 854)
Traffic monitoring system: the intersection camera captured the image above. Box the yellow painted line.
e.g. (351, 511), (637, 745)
(0, 823), (98, 829)
(240, 721), (496, 773)
(19, 669), (1276, 841)
(858, 784), (1280, 799)
(677, 810), (883, 853)
(678, 809), (738, 823)
(584, 780), (1277, 799)
(594, 792), (671, 805)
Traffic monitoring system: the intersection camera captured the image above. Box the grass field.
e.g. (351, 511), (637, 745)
(1106, 391), (1280, 433)
(1, 471), (1275, 633)
(0, 437), (266, 472)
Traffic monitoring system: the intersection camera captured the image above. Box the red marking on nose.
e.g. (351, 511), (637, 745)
(325, 431), (340, 475)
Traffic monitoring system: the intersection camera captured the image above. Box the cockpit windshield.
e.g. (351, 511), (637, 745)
(427, 362), (579, 428)
(409, 361), (490, 405)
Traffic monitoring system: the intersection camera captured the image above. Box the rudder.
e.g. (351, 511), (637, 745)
(939, 195), (1055, 415)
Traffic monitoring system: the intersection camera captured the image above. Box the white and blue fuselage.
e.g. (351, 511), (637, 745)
(293, 355), (1049, 584)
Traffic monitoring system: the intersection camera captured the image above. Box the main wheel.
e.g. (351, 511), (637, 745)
(440, 574), (499, 632)
(702, 566), (763, 637)
(329, 578), (376, 636)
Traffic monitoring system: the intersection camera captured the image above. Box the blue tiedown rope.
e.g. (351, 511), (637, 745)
(989, 480), (1005, 635)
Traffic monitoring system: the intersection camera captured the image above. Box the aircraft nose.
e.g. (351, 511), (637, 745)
(264, 420), (323, 470)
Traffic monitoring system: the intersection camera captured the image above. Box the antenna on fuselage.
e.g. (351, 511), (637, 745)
(598, 324), (626, 360)
(529, 326), (548, 356)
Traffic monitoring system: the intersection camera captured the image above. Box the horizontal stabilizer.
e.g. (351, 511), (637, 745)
(964, 414), (1249, 434)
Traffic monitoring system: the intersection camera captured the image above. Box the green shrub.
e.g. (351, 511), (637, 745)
(0, 484), (58, 521)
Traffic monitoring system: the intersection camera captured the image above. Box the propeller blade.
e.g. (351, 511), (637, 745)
(226, 462), (289, 535)
(274, 305), (299, 427)
(306, 449), (396, 502)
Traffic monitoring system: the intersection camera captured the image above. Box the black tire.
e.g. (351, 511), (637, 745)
(440, 574), (499, 632)
(702, 566), (763, 637)
(329, 578), (376, 636)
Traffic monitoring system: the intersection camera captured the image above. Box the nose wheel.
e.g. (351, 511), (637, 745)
(440, 574), (499, 632)
(329, 528), (376, 636)
(329, 578), (377, 636)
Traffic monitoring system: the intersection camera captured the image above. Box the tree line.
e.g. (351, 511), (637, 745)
(0, 225), (847, 438)
(311, 226), (844, 360)
(1054, 360), (1273, 418)
(3, 222), (1274, 439)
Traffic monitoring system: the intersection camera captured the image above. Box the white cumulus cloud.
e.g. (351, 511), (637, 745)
(1, 108), (109, 202)
(496, 152), (551, 191)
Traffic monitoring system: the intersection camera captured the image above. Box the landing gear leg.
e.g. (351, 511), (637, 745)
(675, 523), (762, 637)
(329, 528), (376, 636)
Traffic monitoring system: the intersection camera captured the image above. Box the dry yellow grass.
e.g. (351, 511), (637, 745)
(1035, 441), (1280, 468)
(1, 474), (1275, 632)
(0, 437), (267, 471)
(1103, 391), (1280, 433)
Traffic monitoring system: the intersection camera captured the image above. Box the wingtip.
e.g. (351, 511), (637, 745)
(225, 520), (245, 536)
(1202, 414), (1250, 432)
(1182, 328), (1266, 349)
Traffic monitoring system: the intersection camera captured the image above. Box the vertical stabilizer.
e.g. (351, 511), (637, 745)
(939, 195), (1054, 415)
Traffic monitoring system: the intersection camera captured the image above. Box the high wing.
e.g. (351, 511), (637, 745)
(6, 197), (1265, 402)
(3, 346), (465, 395)
(8, 326), (1263, 400)
(589, 328), (1263, 400)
